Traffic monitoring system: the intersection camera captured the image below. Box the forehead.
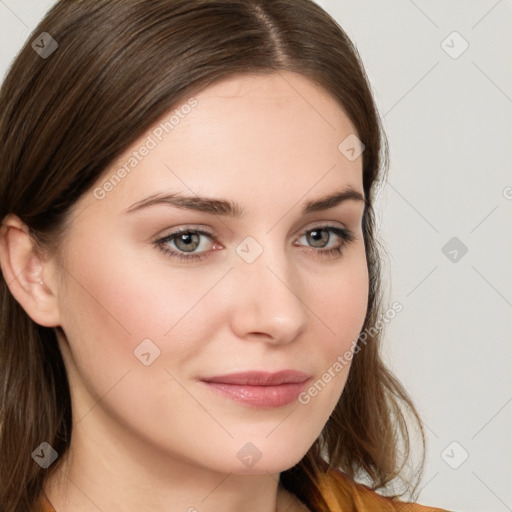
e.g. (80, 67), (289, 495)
(79, 71), (363, 219)
(190, 71), (355, 137)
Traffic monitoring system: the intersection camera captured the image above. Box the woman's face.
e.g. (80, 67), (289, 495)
(53, 71), (368, 475)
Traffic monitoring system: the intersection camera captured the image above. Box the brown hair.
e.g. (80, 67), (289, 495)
(0, 1), (425, 510)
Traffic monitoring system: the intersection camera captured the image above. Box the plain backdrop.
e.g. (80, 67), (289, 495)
(1, 1), (511, 511)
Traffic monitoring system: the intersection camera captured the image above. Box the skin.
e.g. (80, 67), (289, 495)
(0, 71), (368, 512)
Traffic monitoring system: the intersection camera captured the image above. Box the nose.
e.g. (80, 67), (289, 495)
(227, 240), (309, 345)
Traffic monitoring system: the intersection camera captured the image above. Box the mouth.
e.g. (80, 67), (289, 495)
(199, 370), (311, 409)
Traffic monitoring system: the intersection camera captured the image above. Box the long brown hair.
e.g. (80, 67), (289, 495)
(0, 1), (425, 510)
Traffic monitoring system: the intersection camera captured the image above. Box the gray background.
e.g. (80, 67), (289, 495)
(1, 1), (511, 511)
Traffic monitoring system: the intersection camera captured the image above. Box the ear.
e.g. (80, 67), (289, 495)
(0, 214), (61, 327)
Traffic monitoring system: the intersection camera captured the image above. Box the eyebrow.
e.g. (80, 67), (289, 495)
(124, 185), (366, 217)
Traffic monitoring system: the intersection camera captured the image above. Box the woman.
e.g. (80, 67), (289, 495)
(0, 1), (450, 511)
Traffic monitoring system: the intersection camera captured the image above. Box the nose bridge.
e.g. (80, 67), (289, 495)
(229, 233), (309, 343)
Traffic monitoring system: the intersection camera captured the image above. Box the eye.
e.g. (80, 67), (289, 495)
(294, 225), (355, 259)
(154, 228), (218, 261)
(153, 224), (355, 262)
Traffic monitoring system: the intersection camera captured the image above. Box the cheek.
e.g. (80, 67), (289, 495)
(57, 234), (230, 386)
(313, 255), (369, 354)
(56, 237), (222, 438)
(306, 253), (369, 401)
(60, 229), (216, 338)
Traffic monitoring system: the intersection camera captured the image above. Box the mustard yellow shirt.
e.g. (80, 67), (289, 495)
(317, 468), (451, 511)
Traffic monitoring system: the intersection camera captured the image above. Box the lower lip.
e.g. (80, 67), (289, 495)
(201, 380), (309, 408)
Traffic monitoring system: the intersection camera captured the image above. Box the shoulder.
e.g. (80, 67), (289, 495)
(316, 467), (452, 512)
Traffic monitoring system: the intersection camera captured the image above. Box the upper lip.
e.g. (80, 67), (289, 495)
(201, 370), (310, 386)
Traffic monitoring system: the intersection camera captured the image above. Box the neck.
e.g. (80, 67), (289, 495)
(43, 417), (301, 512)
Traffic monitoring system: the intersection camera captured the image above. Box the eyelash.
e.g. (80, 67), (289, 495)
(153, 225), (355, 262)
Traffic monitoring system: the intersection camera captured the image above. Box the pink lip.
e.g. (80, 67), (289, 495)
(200, 370), (311, 408)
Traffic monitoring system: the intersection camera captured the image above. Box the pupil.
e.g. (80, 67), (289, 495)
(176, 232), (199, 251)
(308, 229), (328, 247)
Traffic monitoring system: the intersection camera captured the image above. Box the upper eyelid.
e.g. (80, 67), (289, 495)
(158, 220), (349, 238)
(156, 223), (350, 247)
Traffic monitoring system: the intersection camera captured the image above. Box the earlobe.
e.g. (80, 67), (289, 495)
(0, 214), (61, 327)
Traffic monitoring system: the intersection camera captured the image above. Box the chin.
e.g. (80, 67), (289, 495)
(220, 432), (316, 476)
